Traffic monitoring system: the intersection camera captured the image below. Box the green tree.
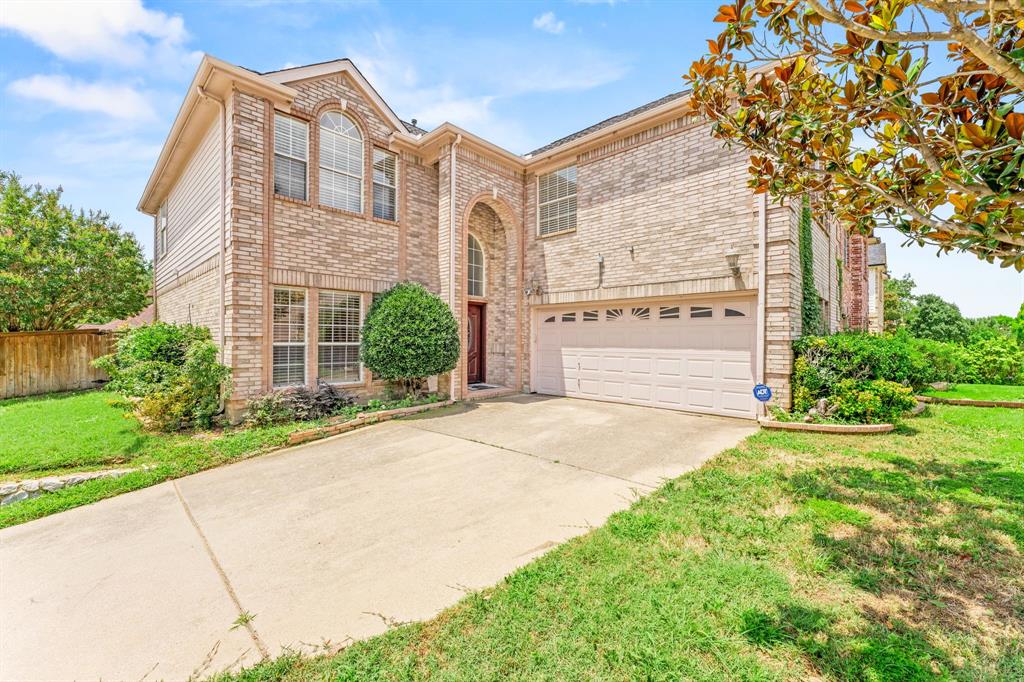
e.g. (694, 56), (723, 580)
(688, 1), (1024, 270)
(0, 171), (150, 332)
(907, 294), (970, 345)
(360, 282), (459, 395)
(883, 274), (916, 331)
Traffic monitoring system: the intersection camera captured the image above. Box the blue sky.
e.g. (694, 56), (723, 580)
(1, 0), (1020, 317)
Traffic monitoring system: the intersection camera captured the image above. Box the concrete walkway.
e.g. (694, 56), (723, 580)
(0, 396), (756, 681)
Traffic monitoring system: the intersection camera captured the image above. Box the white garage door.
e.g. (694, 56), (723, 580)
(534, 298), (756, 418)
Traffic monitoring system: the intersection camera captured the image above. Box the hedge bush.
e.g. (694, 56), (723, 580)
(829, 379), (917, 425)
(361, 282), (459, 392)
(94, 322), (230, 430)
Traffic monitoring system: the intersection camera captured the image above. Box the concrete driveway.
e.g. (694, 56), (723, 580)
(0, 395), (756, 681)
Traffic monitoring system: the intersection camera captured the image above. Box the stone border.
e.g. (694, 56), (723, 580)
(917, 395), (1024, 409)
(0, 467), (149, 506)
(287, 400), (455, 446)
(758, 418), (894, 434)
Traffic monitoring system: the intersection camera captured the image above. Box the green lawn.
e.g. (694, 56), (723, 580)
(0, 391), (329, 528)
(924, 383), (1024, 402)
(216, 404), (1024, 681)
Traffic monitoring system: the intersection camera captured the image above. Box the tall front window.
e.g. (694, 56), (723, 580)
(319, 111), (363, 212)
(372, 149), (397, 221)
(318, 291), (362, 383)
(537, 165), (577, 236)
(274, 114), (308, 201)
(467, 233), (485, 298)
(272, 288), (306, 386)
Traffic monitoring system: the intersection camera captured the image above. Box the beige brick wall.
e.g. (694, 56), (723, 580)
(155, 256), (221, 339)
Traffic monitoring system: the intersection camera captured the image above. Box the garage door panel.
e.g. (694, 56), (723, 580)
(534, 298), (756, 419)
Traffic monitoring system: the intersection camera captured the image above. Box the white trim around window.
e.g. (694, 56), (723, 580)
(272, 287), (307, 387)
(319, 111), (363, 213)
(537, 165), (577, 236)
(372, 148), (398, 221)
(157, 202), (168, 257)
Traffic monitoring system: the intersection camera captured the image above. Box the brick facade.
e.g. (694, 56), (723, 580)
(149, 57), (871, 419)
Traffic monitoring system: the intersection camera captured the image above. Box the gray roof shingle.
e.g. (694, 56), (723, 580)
(526, 89), (691, 157)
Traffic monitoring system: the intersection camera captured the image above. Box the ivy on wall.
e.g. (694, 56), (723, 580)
(799, 195), (824, 336)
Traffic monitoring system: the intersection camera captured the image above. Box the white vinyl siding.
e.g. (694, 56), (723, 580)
(274, 114), (308, 201)
(319, 111), (363, 212)
(537, 165), (577, 236)
(467, 234), (485, 298)
(272, 288), (306, 387)
(318, 291), (362, 384)
(372, 148), (397, 221)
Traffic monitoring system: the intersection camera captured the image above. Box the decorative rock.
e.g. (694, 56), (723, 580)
(816, 398), (829, 412)
(39, 478), (64, 492)
(929, 382), (950, 392)
(21, 480), (39, 492)
(1, 490), (29, 506)
(0, 483), (17, 496)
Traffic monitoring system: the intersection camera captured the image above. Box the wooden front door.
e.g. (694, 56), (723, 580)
(467, 302), (485, 384)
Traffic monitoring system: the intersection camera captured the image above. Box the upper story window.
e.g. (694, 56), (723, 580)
(274, 113), (308, 201)
(372, 149), (398, 221)
(537, 165), (577, 236)
(157, 202), (168, 257)
(319, 111), (363, 213)
(467, 233), (485, 297)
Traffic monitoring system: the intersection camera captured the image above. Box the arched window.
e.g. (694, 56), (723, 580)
(467, 234), (485, 298)
(319, 111), (363, 212)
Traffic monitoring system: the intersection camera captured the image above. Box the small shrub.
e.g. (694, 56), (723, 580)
(962, 337), (1024, 385)
(242, 381), (354, 427)
(94, 322), (231, 431)
(361, 282), (459, 394)
(829, 379), (916, 424)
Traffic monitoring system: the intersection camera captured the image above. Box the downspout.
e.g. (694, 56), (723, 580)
(196, 84), (226, 363)
(449, 134), (462, 398)
(756, 193), (768, 418)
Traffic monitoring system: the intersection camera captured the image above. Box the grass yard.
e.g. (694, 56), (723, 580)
(217, 404), (1024, 681)
(0, 391), (329, 528)
(924, 383), (1024, 402)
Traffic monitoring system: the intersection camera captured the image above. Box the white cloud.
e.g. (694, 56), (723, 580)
(0, 0), (199, 70)
(346, 29), (628, 151)
(7, 75), (155, 121)
(532, 11), (566, 34)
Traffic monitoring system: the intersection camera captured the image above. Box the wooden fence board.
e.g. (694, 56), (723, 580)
(0, 330), (114, 399)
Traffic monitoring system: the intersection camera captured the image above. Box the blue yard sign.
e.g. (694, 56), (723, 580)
(753, 384), (772, 402)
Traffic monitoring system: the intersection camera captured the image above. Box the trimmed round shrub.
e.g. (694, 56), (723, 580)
(361, 283), (459, 390)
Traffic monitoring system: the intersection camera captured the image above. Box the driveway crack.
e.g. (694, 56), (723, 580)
(171, 480), (270, 660)
(405, 424), (655, 490)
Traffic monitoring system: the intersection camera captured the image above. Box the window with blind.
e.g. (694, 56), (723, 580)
(272, 288), (306, 386)
(318, 291), (362, 383)
(537, 165), (577, 236)
(467, 233), (485, 297)
(274, 114), (308, 201)
(372, 149), (397, 221)
(319, 111), (363, 212)
(157, 202), (168, 256)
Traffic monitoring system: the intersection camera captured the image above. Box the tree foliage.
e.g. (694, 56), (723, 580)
(883, 273), (917, 330)
(907, 292), (971, 343)
(360, 283), (459, 390)
(688, 0), (1024, 270)
(0, 171), (151, 332)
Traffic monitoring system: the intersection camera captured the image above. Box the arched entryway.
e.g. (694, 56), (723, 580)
(464, 199), (517, 392)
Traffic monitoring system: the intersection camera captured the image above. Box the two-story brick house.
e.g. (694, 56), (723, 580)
(138, 55), (873, 422)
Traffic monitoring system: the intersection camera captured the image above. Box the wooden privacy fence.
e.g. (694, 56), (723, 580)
(0, 330), (115, 400)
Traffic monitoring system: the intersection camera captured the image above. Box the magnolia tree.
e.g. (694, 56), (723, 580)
(687, 0), (1024, 270)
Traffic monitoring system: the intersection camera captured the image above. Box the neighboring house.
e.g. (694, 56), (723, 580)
(139, 55), (868, 421)
(866, 241), (888, 334)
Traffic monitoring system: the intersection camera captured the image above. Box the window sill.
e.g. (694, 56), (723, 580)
(275, 194), (311, 207)
(537, 228), (576, 240)
(317, 202), (366, 219)
(370, 216), (400, 227)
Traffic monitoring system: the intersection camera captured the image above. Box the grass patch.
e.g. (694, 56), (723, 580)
(924, 383), (1024, 402)
(214, 404), (1024, 681)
